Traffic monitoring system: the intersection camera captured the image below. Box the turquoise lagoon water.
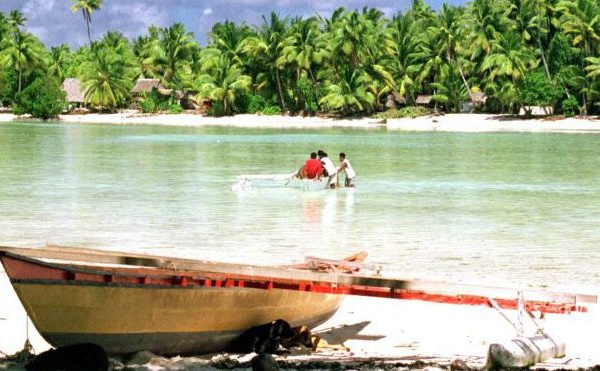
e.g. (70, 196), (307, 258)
(1, 122), (599, 292)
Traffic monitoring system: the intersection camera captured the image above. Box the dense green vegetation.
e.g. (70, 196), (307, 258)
(12, 76), (66, 119)
(2, 0), (600, 117)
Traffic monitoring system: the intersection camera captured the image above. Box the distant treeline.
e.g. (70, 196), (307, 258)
(1, 0), (600, 117)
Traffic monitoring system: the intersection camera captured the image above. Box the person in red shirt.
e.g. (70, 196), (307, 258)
(298, 152), (323, 179)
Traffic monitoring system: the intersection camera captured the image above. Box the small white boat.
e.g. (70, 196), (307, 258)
(233, 173), (332, 191)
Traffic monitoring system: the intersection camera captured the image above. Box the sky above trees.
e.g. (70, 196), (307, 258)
(0, 0), (467, 48)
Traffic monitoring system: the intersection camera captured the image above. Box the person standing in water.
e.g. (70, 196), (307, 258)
(337, 152), (355, 187)
(318, 150), (337, 188)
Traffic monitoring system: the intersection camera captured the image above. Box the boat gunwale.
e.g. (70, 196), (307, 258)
(0, 252), (348, 295)
(1, 246), (596, 306)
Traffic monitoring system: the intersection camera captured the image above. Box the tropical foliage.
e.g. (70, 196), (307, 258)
(4, 0), (600, 116)
(13, 76), (66, 119)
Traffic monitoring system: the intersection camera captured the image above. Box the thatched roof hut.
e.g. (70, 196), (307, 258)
(385, 92), (406, 108)
(415, 95), (432, 105)
(470, 92), (487, 105)
(131, 78), (164, 95)
(61, 78), (85, 103)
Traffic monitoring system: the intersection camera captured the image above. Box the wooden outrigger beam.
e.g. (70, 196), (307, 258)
(1, 245), (596, 314)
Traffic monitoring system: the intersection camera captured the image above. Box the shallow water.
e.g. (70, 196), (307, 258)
(1, 122), (599, 292)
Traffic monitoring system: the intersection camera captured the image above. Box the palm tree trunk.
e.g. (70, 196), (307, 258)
(351, 49), (359, 69)
(457, 64), (473, 103)
(83, 10), (92, 46)
(538, 35), (570, 98)
(87, 21), (92, 45)
(18, 69), (22, 93)
(275, 69), (287, 111)
(537, 37), (550, 80)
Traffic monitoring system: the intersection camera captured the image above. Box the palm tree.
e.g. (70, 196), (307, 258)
(49, 44), (74, 81)
(133, 25), (162, 79)
(80, 33), (137, 111)
(7, 10), (26, 36)
(81, 51), (133, 111)
(358, 8), (397, 101)
(319, 68), (376, 115)
(388, 13), (421, 104)
(317, 7), (346, 33)
(242, 12), (290, 110)
(481, 31), (537, 111)
(70, 0), (103, 46)
(411, 31), (453, 110)
(0, 12), (9, 39)
(0, 31), (46, 92)
(555, 0), (600, 59)
(329, 10), (373, 69)
(208, 20), (252, 66)
(509, 0), (553, 79)
(463, 0), (514, 62)
(431, 4), (473, 103)
(280, 16), (320, 82)
(197, 51), (252, 115)
(482, 32), (538, 81)
(554, 0), (600, 112)
(158, 23), (197, 88)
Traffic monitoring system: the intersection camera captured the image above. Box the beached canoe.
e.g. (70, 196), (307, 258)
(0, 246), (365, 356)
(2, 245), (594, 358)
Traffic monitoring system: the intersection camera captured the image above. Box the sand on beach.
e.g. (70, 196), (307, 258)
(0, 271), (50, 358)
(1, 111), (600, 133)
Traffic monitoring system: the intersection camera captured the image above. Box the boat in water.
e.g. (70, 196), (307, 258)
(0, 245), (365, 356)
(233, 173), (332, 191)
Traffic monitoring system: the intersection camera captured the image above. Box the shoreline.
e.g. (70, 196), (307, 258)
(1, 112), (600, 133)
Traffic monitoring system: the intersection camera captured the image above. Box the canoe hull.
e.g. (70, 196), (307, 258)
(287, 176), (332, 191)
(235, 174), (332, 191)
(2, 253), (343, 356)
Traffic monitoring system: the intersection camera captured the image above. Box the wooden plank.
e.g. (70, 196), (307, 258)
(1, 245), (596, 307)
(305, 256), (382, 274)
(0, 245), (353, 284)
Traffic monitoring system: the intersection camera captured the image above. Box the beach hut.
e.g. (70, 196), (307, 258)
(130, 78), (186, 108)
(61, 78), (86, 109)
(385, 92), (406, 109)
(130, 78), (165, 99)
(415, 95), (432, 106)
(461, 92), (488, 113)
(470, 92), (487, 106)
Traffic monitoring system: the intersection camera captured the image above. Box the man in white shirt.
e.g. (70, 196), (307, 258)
(317, 150), (337, 188)
(337, 152), (355, 187)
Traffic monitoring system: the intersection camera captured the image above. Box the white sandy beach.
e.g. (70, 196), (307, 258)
(1, 111), (600, 133)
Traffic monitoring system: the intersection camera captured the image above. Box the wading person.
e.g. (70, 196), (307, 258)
(317, 150), (337, 188)
(337, 152), (355, 187)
